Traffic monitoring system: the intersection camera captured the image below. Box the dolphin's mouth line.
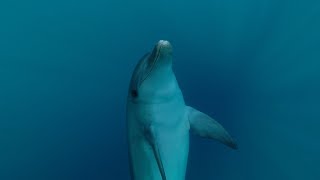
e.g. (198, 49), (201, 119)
(138, 45), (162, 89)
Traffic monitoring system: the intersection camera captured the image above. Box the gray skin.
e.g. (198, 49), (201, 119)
(126, 40), (237, 180)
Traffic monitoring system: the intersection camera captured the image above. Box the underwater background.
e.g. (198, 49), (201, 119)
(1, 0), (319, 179)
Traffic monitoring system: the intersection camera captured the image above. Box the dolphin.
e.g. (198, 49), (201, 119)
(126, 40), (237, 180)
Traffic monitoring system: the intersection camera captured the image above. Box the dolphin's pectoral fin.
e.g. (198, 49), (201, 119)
(145, 126), (167, 180)
(150, 142), (167, 180)
(187, 106), (238, 149)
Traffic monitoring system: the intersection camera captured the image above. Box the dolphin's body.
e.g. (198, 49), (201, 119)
(126, 40), (237, 180)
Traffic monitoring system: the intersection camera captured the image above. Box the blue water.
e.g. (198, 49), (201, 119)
(1, 0), (319, 179)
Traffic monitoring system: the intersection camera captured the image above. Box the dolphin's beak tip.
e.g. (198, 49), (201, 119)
(158, 40), (171, 46)
(157, 40), (172, 52)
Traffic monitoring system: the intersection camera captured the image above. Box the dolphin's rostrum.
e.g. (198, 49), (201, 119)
(126, 40), (237, 180)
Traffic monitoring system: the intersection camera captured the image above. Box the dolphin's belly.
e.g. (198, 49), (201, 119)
(127, 98), (189, 180)
(127, 131), (163, 180)
(128, 129), (189, 180)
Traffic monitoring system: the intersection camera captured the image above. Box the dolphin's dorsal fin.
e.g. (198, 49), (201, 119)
(187, 106), (238, 149)
(145, 126), (167, 180)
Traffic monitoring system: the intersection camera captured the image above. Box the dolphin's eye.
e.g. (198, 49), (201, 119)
(131, 90), (138, 98)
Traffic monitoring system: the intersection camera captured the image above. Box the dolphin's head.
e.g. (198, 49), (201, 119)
(151, 40), (173, 64)
(144, 40), (173, 72)
(128, 40), (179, 103)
